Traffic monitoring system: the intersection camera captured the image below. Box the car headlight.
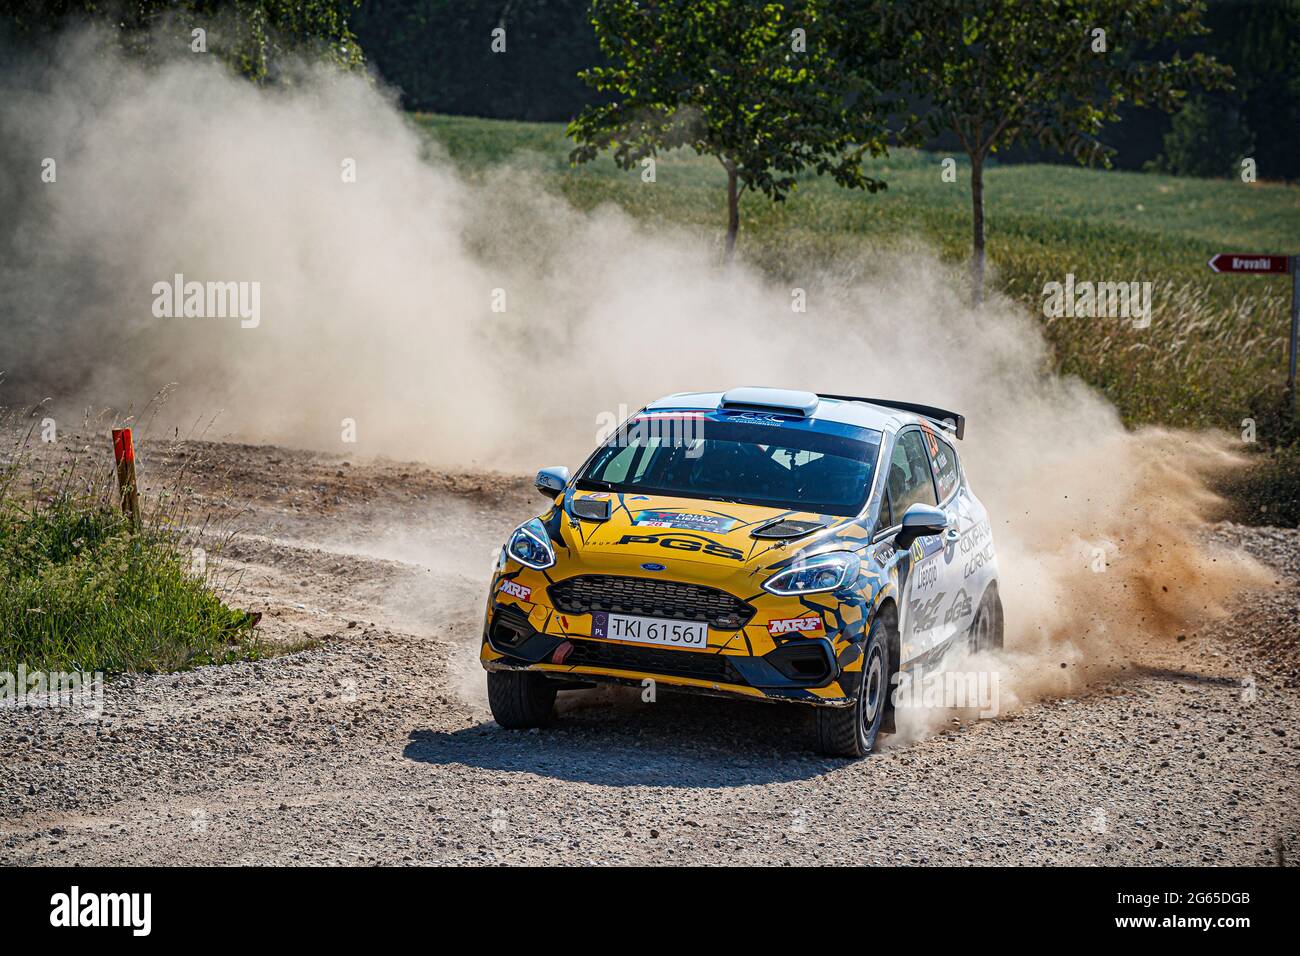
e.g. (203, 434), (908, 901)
(762, 551), (861, 595)
(505, 517), (556, 570)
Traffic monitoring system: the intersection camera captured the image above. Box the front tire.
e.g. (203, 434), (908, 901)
(487, 670), (557, 729)
(815, 618), (888, 757)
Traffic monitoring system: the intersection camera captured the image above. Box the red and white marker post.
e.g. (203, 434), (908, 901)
(1208, 254), (1300, 412)
(111, 427), (142, 531)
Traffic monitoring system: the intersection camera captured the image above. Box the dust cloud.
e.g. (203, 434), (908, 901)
(0, 28), (1271, 718)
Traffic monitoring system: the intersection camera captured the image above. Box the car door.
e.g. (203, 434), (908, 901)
(886, 428), (948, 665)
(928, 427), (997, 645)
(921, 425), (979, 651)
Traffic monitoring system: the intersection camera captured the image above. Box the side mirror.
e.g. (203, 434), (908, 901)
(534, 465), (571, 499)
(895, 503), (948, 550)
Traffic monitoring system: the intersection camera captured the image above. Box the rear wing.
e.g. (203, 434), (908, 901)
(817, 394), (965, 440)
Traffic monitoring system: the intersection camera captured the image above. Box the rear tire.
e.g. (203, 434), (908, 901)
(815, 617), (888, 757)
(487, 670), (557, 729)
(968, 584), (1004, 653)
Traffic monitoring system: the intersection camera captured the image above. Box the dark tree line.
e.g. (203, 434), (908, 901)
(350, 0), (1297, 183)
(4, 0), (1294, 182)
(351, 0), (607, 121)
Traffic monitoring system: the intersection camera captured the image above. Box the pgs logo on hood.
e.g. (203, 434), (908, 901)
(616, 533), (744, 562)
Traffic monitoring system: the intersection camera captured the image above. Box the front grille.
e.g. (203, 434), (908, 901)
(564, 638), (744, 684)
(549, 575), (755, 629)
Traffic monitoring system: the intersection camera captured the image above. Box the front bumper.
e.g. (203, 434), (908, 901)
(479, 569), (871, 707)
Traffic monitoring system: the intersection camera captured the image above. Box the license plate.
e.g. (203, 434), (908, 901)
(591, 612), (708, 649)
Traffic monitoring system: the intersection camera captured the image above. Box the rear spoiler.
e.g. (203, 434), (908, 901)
(817, 394), (965, 440)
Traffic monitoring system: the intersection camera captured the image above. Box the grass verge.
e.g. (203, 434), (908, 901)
(0, 413), (261, 675)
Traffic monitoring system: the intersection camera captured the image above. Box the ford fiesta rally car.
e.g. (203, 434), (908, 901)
(481, 387), (1002, 756)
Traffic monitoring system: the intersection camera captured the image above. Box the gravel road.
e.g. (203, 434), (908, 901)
(2, 438), (1297, 865)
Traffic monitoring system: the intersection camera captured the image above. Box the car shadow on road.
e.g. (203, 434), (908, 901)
(403, 691), (847, 787)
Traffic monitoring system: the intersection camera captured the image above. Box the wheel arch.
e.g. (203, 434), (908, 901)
(872, 597), (900, 675)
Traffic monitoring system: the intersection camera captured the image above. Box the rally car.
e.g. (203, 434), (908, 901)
(480, 387), (1002, 756)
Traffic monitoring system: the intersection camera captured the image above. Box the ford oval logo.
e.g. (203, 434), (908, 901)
(640, 562), (666, 572)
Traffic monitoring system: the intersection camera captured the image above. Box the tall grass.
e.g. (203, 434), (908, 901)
(416, 113), (1300, 435)
(416, 113), (1300, 524)
(0, 404), (260, 674)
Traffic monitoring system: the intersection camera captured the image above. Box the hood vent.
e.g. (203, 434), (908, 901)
(751, 517), (829, 540)
(571, 496), (611, 521)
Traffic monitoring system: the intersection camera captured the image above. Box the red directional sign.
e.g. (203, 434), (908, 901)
(1207, 253), (1292, 274)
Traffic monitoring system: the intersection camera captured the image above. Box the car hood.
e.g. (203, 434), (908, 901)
(553, 490), (862, 587)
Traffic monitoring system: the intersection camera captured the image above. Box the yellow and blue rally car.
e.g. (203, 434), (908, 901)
(481, 387), (1002, 756)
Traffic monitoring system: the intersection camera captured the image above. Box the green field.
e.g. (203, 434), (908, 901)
(417, 113), (1300, 440)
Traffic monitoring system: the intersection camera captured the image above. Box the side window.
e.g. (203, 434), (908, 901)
(876, 487), (893, 531)
(931, 437), (961, 502)
(887, 430), (938, 516)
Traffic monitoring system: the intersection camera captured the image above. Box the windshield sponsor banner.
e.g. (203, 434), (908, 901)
(625, 406), (881, 443)
(632, 510), (739, 533)
(721, 412), (785, 427)
(704, 408), (881, 443)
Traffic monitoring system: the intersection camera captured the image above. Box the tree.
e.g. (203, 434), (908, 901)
(1147, 95), (1254, 178)
(1196, 0), (1300, 182)
(568, 0), (888, 259)
(837, 0), (1230, 305)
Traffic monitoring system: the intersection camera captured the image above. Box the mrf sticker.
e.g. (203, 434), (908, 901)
(498, 579), (532, 602)
(767, 614), (825, 636)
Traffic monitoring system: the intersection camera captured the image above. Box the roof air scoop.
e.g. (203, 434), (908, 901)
(720, 387), (819, 418)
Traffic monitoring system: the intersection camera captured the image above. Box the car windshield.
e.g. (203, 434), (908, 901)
(577, 418), (882, 517)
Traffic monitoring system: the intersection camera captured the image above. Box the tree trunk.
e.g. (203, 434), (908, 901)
(725, 166), (739, 262)
(969, 150), (986, 308)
